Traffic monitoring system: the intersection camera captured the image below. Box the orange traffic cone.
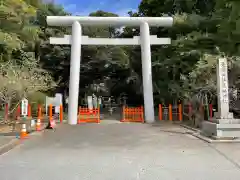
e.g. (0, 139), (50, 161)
(36, 119), (41, 131)
(50, 119), (56, 129)
(20, 124), (28, 139)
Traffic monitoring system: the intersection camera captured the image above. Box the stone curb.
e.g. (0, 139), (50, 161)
(0, 122), (48, 155)
(181, 124), (240, 143)
(180, 124), (200, 132)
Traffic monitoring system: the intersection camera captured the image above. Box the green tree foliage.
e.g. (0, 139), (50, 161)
(0, 0), (56, 114)
(2, 0), (240, 110)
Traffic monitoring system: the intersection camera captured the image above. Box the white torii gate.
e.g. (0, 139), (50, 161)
(47, 16), (173, 125)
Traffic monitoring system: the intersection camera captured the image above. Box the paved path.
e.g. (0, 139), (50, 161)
(1, 122), (240, 180)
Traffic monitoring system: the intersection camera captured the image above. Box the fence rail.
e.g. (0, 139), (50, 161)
(158, 103), (213, 122)
(121, 106), (144, 123)
(0, 102), (215, 126)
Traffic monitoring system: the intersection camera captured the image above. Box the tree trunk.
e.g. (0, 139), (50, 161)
(4, 98), (11, 123)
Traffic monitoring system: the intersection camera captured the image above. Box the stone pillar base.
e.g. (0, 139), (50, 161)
(213, 112), (234, 120)
(210, 118), (240, 124)
(202, 120), (240, 138)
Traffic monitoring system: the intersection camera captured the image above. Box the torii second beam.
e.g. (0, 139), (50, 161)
(50, 35), (171, 45)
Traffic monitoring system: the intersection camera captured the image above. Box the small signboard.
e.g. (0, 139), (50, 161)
(45, 93), (63, 115)
(87, 96), (93, 110)
(21, 98), (28, 116)
(55, 106), (60, 113)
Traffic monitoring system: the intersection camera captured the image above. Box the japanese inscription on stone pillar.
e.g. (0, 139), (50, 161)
(217, 58), (230, 119)
(220, 59), (229, 103)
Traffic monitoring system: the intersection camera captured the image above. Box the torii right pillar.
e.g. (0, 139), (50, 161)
(140, 22), (155, 123)
(202, 58), (240, 139)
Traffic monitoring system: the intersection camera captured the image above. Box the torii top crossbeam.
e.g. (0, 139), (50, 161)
(46, 16), (173, 27)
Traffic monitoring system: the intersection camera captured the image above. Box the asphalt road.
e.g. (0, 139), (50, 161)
(1, 121), (240, 180)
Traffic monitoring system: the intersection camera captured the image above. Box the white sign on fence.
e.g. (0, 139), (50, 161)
(21, 98), (28, 116)
(55, 106), (60, 113)
(87, 96), (93, 110)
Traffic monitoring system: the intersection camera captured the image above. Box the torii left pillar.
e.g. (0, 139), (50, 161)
(68, 21), (81, 125)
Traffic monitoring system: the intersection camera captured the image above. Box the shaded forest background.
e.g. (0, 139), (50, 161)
(1, 0), (240, 114)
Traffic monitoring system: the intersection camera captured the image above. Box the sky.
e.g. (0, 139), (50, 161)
(54, 0), (142, 16)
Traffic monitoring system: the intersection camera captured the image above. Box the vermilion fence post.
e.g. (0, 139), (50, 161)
(16, 105), (21, 120)
(209, 104), (213, 120)
(27, 104), (31, 118)
(141, 106), (144, 123)
(178, 103), (182, 121)
(78, 107), (81, 124)
(169, 104), (172, 121)
(159, 104), (162, 121)
(97, 107), (100, 123)
(121, 106), (125, 122)
(49, 104), (52, 122)
(38, 104), (42, 120)
(59, 104), (63, 123)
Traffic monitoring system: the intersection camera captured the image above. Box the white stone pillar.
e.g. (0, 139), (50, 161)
(140, 22), (155, 123)
(215, 58), (233, 122)
(68, 21), (82, 125)
(201, 57), (240, 138)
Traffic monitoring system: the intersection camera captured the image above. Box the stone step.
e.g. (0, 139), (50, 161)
(202, 121), (240, 138)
